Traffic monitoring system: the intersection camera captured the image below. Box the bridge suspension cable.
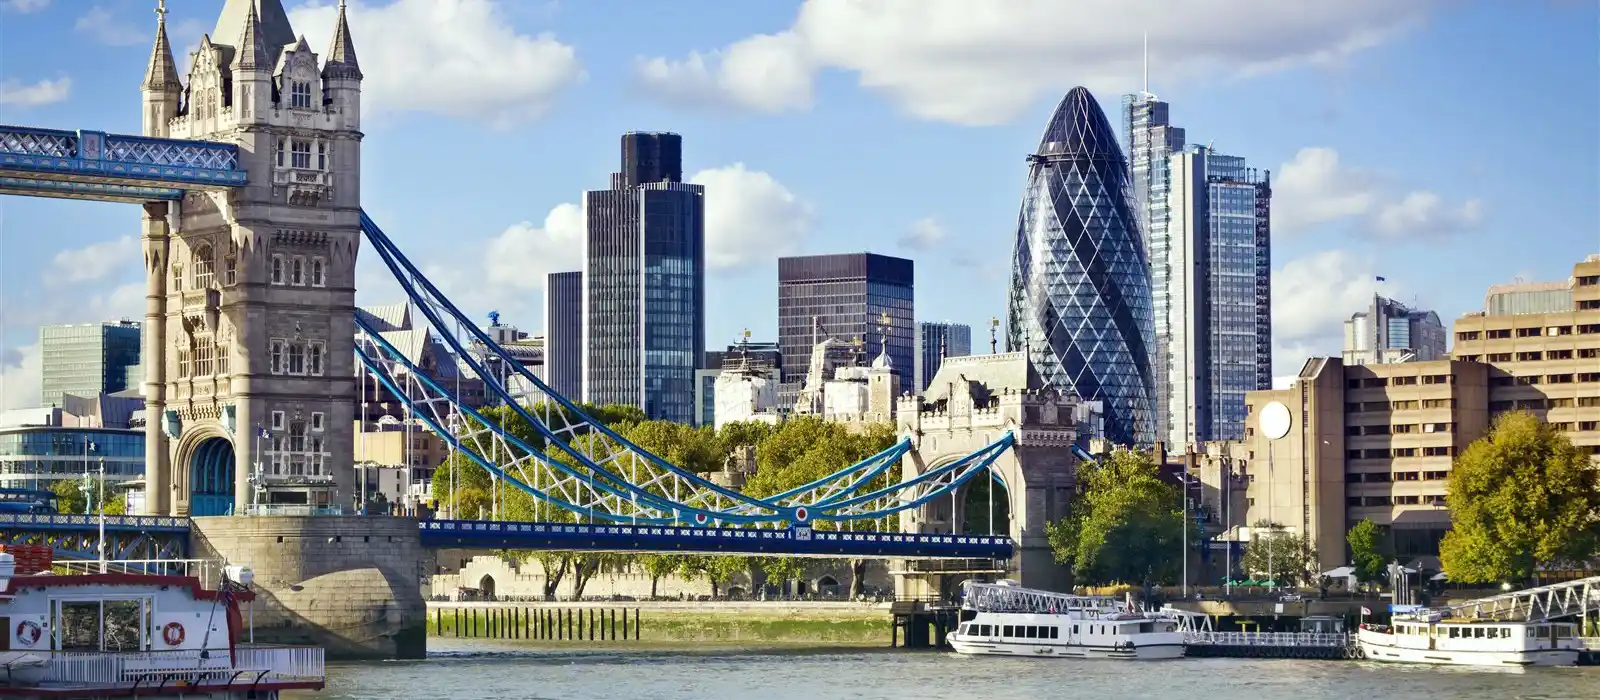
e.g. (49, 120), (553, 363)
(355, 211), (1014, 526)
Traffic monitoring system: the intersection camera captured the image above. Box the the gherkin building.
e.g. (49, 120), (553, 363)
(1006, 87), (1156, 447)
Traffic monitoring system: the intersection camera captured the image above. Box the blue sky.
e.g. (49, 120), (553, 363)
(0, 0), (1596, 407)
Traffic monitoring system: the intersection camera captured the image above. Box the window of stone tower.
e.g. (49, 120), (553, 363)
(270, 339), (286, 374)
(171, 263), (183, 292)
(193, 338), (214, 376)
(317, 142), (326, 170)
(291, 140), (311, 169)
(271, 411), (286, 432)
(216, 340), (229, 375)
(290, 257), (305, 286)
(192, 245), (214, 289)
(270, 255), (285, 285)
(290, 81), (312, 110)
(223, 252), (237, 286)
(311, 257), (326, 287)
(288, 342), (306, 375)
(275, 138), (285, 168)
(308, 341), (326, 376)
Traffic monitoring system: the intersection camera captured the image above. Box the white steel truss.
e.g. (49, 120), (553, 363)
(1437, 575), (1600, 622)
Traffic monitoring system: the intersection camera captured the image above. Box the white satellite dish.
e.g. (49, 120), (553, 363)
(1260, 401), (1292, 441)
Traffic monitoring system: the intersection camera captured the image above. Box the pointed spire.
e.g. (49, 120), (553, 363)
(142, 0), (180, 91)
(231, 0), (270, 71)
(323, 0), (362, 80)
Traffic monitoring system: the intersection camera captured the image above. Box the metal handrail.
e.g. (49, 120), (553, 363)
(1184, 631), (1352, 647)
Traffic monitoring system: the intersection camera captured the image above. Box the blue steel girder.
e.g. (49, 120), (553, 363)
(419, 520), (1016, 560)
(0, 513), (191, 560)
(0, 125), (246, 203)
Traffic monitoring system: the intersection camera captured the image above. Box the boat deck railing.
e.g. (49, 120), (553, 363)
(1184, 631), (1353, 648)
(38, 645), (324, 687)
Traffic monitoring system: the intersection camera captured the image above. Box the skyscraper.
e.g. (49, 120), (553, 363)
(582, 132), (705, 424)
(1122, 90), (1187, 439)
(915, 322), (972, 392)
(1165, 146), (1273, 446)
(1343, 295), (1447, 365)
(40, 321), (142, 407)
(544, 271), (583, 400)
(1007, 87), (1155, 447)
(776, 253), (914, 404)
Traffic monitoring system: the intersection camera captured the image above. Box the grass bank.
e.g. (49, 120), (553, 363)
(428, 606), (890, 646)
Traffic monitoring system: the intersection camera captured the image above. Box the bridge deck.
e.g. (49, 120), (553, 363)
(0, 125), (246, 203)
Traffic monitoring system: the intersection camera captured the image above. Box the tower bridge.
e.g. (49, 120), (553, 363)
(0, 0), (1084, 659)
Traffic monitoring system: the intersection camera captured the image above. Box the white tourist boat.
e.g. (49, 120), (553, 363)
(1357, 614), (1583, 667)
(949, 581), (1186, 660)
(0, 553), (325, 698)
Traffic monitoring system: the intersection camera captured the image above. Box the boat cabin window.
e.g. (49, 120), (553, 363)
(1003, 625), (1013, 637)
(52, 598), (148, 652)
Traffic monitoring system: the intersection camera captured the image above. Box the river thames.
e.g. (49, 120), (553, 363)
(293, 641), (1600, 700)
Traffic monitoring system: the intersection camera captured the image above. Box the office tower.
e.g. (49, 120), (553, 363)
(1123, 90), (1187, 439)
(915, 322), (973, 392)
(582, 133), (705, 423)
(1006, 87), (1155, 447)
(39, 321), (142, 407)
(776, 253), (915, 403)
(1164, 146), (1273, 446)
(545, 271), (583, 400)
(1343, 295), (1448, 365)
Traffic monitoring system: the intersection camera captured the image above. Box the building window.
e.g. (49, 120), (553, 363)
(311, 257), (326, 287)
(290, 257), (305, 286)
(175, 346), (190, 377)
(288, 342), (306, 375)
(171, 263), (183, 292)
(270, 255), (285, 285)
(311, 412), (325, 432)
(275, 138), (285, 167)
(223, 253), (237, 286)
(270, 411), (285, 432)
(270, 339), (286, 374)
(290, 81), (312, 109)
(308, 341), (325, 376)
(288, 421), (307, 452)
(317, 142), (326, 170)
(216, 341), (229, 375)
(192, 245), (214, 289)
(291, 139), (311, 169)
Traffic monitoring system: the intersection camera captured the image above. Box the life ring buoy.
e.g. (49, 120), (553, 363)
(162, 622), (185, 647)
(14, 620), (40, 646)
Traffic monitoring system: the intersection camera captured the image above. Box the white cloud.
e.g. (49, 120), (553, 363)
(74, 6), (144, 46)
(288, 0), (584, 128)
(0, 78), (70, 107)
(898, 217), (947, 251)
(1274, 147), (1483, 238)
(635, 0), (1435, 125)
(49, 236), (140, 284)
(0, 344), (42, 411)
(1, 0), (49, 13)
(1270, 249), (1391, 374)
(483, 203), (583, 292)
(689, 163), (814, 270)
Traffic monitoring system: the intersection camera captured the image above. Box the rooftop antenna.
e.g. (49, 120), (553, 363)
(1142, 31), (1149, 97)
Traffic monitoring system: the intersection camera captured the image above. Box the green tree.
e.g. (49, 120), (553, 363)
(637, 554), (683, 598)
(1440, 412), (1600, 584)
(1346, 519), (1389, 586)
(681, 555), (750, 597)
(51, 480), (86, 515)
(1241, 522), (1317, 586)
(1045, 449), (1187, 585)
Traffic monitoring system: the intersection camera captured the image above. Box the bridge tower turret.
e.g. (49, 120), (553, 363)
(141, 0), (363, 516)
(139, 1), (181, 138)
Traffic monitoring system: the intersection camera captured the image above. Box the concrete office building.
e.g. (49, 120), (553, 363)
(582, 133), (705, 424)
(1236, 255), (1600, 572)
(1343, 295), (1448, 366)
(915, 322), (972, 393)
(40, 321), (142, 408)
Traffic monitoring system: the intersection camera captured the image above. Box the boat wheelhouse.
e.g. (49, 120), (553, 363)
(1357, 616), (1582, 667)
(0, 554), (325, 698)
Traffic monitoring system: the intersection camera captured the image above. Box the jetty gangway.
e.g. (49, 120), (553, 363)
(1433, 574), (1600, 622)
(959, 581), (1122, 614)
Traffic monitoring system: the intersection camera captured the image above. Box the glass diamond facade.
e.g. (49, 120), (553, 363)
(1006, 87), (1156, 446)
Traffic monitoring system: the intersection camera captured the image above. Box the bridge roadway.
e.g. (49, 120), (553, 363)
(0, 513), (1016, 561)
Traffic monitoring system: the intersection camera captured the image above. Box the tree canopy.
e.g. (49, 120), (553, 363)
(1242, 522), (1317, 586)
(1439, 412), (1600, 584)
(1346, 518), (1389, 585)
(1045, 449), (1186, 585)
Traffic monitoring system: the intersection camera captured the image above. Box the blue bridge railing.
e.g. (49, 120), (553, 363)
(0, 512), (192, 534)
(0, 125), (247, 200)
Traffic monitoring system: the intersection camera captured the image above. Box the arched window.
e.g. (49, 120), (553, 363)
(311, 257), (326, 287)
(192, 245), (215, 289)
(223, 251), (238, 286)
(290, 257), (305, 286)
(270, 255), (285, 285)
(171, 263), (184, 292)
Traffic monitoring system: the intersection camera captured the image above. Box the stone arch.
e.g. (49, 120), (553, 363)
(478, 574), (496, 601)
(915, 450), (1022, 539)
(176, 427), (236, 517)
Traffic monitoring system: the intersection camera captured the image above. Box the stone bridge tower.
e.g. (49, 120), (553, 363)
(140, 0), (362, 515)
(894, 352), (1081, 596)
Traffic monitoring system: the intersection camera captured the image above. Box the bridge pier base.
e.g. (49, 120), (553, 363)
(188, 515), (427, 660)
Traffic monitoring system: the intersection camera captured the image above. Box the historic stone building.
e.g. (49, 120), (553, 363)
(140, 0), (362, 515)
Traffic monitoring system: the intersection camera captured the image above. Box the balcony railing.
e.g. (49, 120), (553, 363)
(40, 646), (323, 686)
(243, 504), (345, 517)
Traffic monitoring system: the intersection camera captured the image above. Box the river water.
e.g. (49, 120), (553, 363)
(294, 640), (1600, 700)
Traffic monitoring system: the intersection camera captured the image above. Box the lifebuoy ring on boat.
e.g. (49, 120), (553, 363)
(162, 622), (186, 647)
(14, 620), (40, 646)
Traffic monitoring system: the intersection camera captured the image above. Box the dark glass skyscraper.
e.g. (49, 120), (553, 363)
(544, 271), (583, 401)
(915, 322), (972, 392)
(1006, 87), (1156, 446)
(777, 253), (914, 393)
(583, 133), (705, 424)
(40, 321), (142, 407)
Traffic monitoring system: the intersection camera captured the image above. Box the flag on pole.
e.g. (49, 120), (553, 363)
(87, 441), (96, 452)
(1375, 276), (1386, 282)
(258, 426), (270, 439)
(1361, 606), (1372, 615)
